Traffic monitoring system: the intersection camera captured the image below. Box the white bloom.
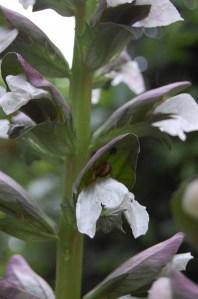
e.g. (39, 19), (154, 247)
(76, 177), (149, 238)
(107, 0), (134, 7)
(153, 94), (198, 141)
(0, 27), (18, 54)
(162, 252), (193, 275)
(19, 0), (36, 9)
(182, 180), (198, 220)
(111, 61), (145, 94)
(0, 119), (10, 139)
(148, 277), (172, 299)
(133, 0), (183, 28)
(107, 0), (183, 28)
(0, 74), (49, 115)
(171, 253), (193, 272)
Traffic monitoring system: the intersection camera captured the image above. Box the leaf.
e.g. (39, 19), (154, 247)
(0, 5), (70, 77)
(0, 255), (55, 299)
(0, 171), (56, 241)
(84, 4), (150, 70)
(83, 233), (184, 299)
(75, 134), (139, 192)
(171, 181), (198, 250)
(33, 0), (75, 16)
(94, 81), (191, 139)
(19, 122), (73, 160)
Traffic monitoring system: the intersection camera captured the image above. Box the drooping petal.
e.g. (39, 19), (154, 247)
(0, 27), (18, 53)
(0, 119), (10, 139)
(133, 0), (183, 28)
(153, 94), (198, 141)
(111, 61), (145, 94)
(123, 193), (149, 238)
(76, 184), (102, 238)
(148, 277), (172, 299)
(107, 0), (135, 7)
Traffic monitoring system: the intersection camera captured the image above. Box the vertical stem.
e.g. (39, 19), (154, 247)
(55, 4), (93, 299)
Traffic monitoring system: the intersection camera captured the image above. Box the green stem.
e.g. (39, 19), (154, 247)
(55, 4), (93, 299)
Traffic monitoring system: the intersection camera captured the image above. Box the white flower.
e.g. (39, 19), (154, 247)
(107, 0), (183, 28)
(0, 27), (18, 54)
(76, 177), (149, 238)
(0, 74), (49, 115)
(0, 119), (10, 139)
(148, 277), (172, 299)
(19, 0), (36, 9)
(182, 180), (198, 220)
(171, 253), (193, 272)
(153, 94), (198, 141)
(162, 252), (193, 275)
(107, 0), (134, 7)
(111, 61), (145, 94)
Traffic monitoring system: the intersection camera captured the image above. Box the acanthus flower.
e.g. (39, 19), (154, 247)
(76, 177), (149, 239)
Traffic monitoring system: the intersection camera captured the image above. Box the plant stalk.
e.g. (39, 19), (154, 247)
(55, 4), (93, 299)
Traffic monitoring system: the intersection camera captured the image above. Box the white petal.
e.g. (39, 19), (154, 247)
(19, 0), (36, 9)
(112, 61), (145, 94)
(153, 94), (198, 141)
(172, 253), (193, 272)
(0, 119), (10, 139)
(0, 92), (30, 115)
(0, 27), (18, 53)
(100, 178), (128, 209)
(76, 178), (128, 238)
(182, 180), (198, 220)
(148, 277), (172, 299)
(123, 193), (149, 238)
(0, 75), (50, 115)
(6, 75), (49, 99)
(76, 184), (102, 238)
(133, 0), (183, 28)
(107, 0), (135, 7)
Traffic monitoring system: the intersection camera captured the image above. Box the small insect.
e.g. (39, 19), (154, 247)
(92, 162), (112, 181)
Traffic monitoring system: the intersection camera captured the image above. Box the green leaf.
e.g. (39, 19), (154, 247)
(0, 6), (70, 77)
(83, 3), (151, 70)
(75, 134), (139, 192)
(18, 122), (73, 161)
(83, 233), (184, 299)
(33, 0), (84, 16)
(0, 171), (56, 241)
(171, 180), (198, 250)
